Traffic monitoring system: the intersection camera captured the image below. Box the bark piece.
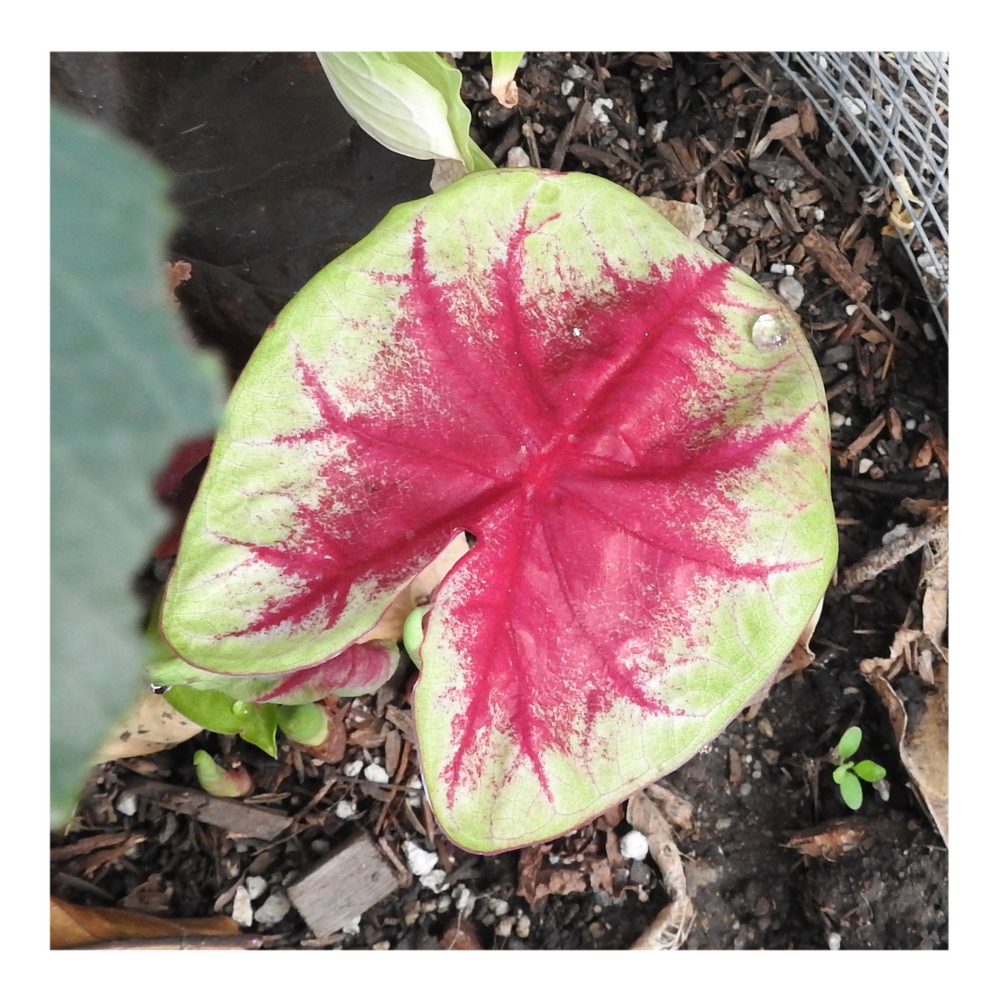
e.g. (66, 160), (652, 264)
(802, 229), (872, 302)
(287, 831), (403, 937)
(128, 778), (291, 839)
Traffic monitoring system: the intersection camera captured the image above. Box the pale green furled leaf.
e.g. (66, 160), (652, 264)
(316, 52), (493, 173)
(51, 105), (220, 824)
(490, 52), (524, 107)
(193, 751), (253, 797)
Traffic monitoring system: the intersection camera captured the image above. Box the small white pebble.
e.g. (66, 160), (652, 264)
(620, 830), (650, 861)
(342, 915), (362, 935)
(739, 782), (752, 797)
(334, 799), (356, 819)
(858, 458), (874, 474)
(829, 411), (846, 429)
(364, 762), (389, 784)
(770, 262), (786, 274)
(116, 791), (138, 817)
(566, 64), (590, 80)
(343, 759), (363, 778)
(548, 854), (561, 865)
(436, 894), (452, 912)
(836, 362), (849, 371)
(372, 940), (390, 950)
(828, 931), (842, 951)
(923, 322), (938, 341)
(254, 890), (291, 927)
(878, 309), (892, 321)
(496, 915), (516, 938)
(591, 97), (613, 124)
(516, 914), (531, 938)
(873, 778), (891, 802)
(845, 304), (858, 316)
(905, 418), (917, 430)
(813, 208), (825, 222)
(245, 876), (268, 900)
(651, 120), (668, 143)
(452, 885), (474, 916)
(844, 417), (853, 426)
(566, 96), (580, 111)
(488, 898), (510, 917)
(560, 79), (574, 96)
(232, 884), (253, 927)
(402, 840), (438, 877)
(506, 146), (531, 168)
(419, 869), (449, 893)
(785, 264), (795, 276)
(882, 523), (910, 545)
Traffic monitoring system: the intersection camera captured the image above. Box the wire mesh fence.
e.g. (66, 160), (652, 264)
(770, 52), (949, 341)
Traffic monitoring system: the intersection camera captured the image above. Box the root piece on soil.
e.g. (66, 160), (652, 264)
(627, 789), (694, 950)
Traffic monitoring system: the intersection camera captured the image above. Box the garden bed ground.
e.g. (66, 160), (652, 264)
(50, 52), (948, 950)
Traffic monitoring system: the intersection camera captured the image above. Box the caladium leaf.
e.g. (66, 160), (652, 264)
(149, 640), (398, 705)
(163, 168), (836, 853)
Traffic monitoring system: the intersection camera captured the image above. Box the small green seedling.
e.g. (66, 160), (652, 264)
(831, 726), (886, 810)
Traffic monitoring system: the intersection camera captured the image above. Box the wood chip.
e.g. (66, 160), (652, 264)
(287, 831), (403, 937)
(127, 779), (291, 840)
(838, 412), (886, 466)
(801, 229), (872, 302)
(751, 113), (799, 159)
(384, 704), (417, 744)
(918, 416), (949, 476)
(798, 98), (818, 138)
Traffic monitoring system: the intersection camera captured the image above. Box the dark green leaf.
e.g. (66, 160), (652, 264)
(51, 105), (220, 823)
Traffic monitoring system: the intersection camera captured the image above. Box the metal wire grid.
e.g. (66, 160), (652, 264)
(770, 52), (949, 341)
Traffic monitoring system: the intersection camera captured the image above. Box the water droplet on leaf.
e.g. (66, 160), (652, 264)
(751, 313), (790, 351)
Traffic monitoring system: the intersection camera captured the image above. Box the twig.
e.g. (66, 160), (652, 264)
(830, 515), (948, 596)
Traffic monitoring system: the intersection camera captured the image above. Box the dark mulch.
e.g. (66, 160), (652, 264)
(51, 52), (947, 950)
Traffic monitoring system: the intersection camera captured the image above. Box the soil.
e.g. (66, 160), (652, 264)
(50, 52), (948, 950)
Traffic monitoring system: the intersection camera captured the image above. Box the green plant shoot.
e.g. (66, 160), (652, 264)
(832, 726), (886, 810)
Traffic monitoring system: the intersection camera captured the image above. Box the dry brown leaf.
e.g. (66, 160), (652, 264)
(643, 783), (694, 830)
(627, 789), (694, 950)
(92, 686), (203, 764)
(51, 896), (242, 949)
(516, 845), (588, 905)
(783, 818), (877, 859)
(860, 623), (948, 845)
